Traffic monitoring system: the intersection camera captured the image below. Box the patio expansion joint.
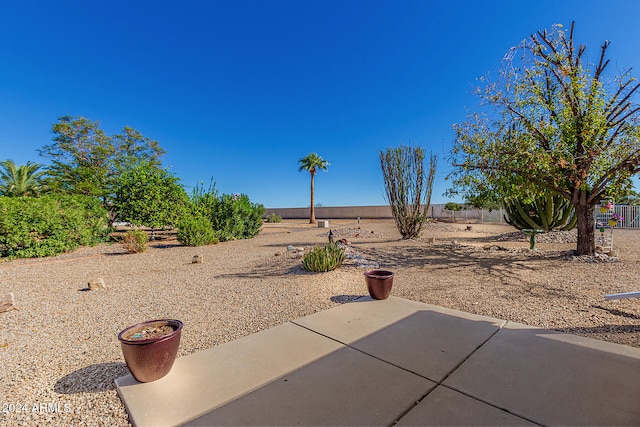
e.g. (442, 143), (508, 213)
(392, 320), (539, 426)
(290, 319), (538, 426)
(289, 320), (429, 379)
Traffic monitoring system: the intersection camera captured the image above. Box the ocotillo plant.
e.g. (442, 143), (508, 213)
(380, 145), (437, 239)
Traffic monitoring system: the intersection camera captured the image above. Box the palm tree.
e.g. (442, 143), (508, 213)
(0, 160), (45, 196)
(298, 153), (329, 224)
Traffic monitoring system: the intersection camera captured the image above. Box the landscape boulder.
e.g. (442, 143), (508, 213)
(0, 293), (16, 313)
(88, 278), (107, 290)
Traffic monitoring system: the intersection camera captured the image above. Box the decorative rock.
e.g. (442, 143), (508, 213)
(192, 255), (203, 264)
(293, 252), (304, 258)
(274, 252), (283, 256)
(88, 278), (107, 290)
(287, 245), (296, 251)
(0, 292), (16, 313)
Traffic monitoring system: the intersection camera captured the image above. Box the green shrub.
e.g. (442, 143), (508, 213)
(114, 162), (189, 231)
(265, 213), (282, 223)
(444, 202), (463, 211)
(210, 194), (265, 241)
(302, 243), (346, 272)
(122, 229), (148, 253)
(177, 215), (218, 246)
(190, 184), (265, 242)
(0, 194), (110, 258)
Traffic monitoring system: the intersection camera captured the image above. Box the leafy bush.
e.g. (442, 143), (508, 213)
(114, 162), (189, 232)
(265, 213), (282, 223)
(122, 229), (148, 253)
(444, 202), (462, 211)
(189, 182), (265, 242)
(209, 194), (265, 241)
(0, 194), (110, 258)
(177, 215), (218, 246)
(302, 243), (345, 272)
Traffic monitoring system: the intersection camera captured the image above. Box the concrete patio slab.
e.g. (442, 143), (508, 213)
(396, 386), (537, 426)
(183, 344), (435, 426)
(293, 296), (506, 382)
(444, 321), (640, 425)
(116, 322), (346, 427)
(116, 297), (640, 426)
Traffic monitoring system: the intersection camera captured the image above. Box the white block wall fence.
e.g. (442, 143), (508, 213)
(264, 204), (640, 228)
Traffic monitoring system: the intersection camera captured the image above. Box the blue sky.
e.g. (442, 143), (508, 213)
(2, 1), (640, 208)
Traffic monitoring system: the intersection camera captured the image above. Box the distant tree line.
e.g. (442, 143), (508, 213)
(0, 115), (265, 258)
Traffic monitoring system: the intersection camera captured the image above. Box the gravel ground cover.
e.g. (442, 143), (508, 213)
(1, 219), (639, 426)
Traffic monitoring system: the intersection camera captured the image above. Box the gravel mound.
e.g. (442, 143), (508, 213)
(494, 230), (577, 243)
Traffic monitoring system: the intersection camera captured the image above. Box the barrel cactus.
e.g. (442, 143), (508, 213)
(504, 194), (576, 232)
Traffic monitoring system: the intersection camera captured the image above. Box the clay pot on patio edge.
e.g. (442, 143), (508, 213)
(118, 319), (183, 383)
(364, 270), (394, 300)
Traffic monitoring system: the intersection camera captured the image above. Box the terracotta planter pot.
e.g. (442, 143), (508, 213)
(118, 319), (183, 383)
(364, 270), (394, 300)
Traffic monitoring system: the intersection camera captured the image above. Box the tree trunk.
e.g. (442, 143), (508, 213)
(574, 203), (595, 255)
(309, 171), (316, 224)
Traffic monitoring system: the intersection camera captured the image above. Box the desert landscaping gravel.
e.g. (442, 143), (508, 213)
(1, 219), (640, 426)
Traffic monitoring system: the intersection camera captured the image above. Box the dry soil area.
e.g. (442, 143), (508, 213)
(1, 219), (639, 426)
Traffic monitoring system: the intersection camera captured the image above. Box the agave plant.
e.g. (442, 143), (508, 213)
(301, 243), (345, 272)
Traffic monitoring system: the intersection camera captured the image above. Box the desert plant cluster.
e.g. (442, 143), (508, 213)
(0, 117), (266, 257)
(2, 23), (640, 261)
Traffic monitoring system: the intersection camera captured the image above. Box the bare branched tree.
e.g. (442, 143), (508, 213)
(449, 22), (640, 255)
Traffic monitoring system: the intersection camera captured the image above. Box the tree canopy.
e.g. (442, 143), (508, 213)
(0, 160), (45, 196)
(448, 22), (640, 255)
(38, 116), (165, 204)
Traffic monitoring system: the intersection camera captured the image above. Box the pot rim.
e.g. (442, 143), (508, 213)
(118, 319), (183, 345)
(364, 269), (394, 279)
